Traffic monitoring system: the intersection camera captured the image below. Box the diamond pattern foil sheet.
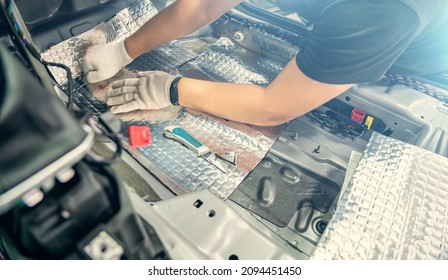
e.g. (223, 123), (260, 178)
(181, 37), (283, 85)
(40, 0), (287, 199)
(312, 132), (448, 260)
(41, 0), (158, 85)
(128, 36), (286, 86)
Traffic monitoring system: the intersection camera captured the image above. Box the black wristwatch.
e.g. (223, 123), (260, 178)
(169, 76), (182, 106)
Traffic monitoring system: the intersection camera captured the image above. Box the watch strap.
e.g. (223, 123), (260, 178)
(169, 76), (182, 106)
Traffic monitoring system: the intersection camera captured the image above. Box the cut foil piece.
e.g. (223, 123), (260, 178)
(40, 0), (288, 199)
(312, 132), (448, 260)
(41, 0), (159, 85)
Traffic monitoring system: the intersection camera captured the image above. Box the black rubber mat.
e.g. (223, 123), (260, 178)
(229, 153), (340, 227)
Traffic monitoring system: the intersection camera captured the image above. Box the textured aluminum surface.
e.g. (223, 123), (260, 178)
(121, 110), (281, 199)
(312, 132), (448, 260)
(41, 0), (158, 84)
(40, 0), (286, 199)
(182, 37), (283, 85)
(129, 36), (286, 85)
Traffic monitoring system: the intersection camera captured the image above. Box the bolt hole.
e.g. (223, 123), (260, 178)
(208, 210), (216, 218)
(193, 199), (203, 208)
(420, 116), (425, 119)
(100, 243), (108, 253)
(345, 96), (351, 102)
(315, 220), (328, 235)
(229, 254), (239, 260)
(394, 122), (398, 126)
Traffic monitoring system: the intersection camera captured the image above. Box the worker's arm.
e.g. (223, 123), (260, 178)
(178, 58), (353, 126)
(107, 58), (353, 126)
(126, 0), (243, 59)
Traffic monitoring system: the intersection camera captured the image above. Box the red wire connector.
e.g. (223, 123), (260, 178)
(128, 126), (151, 148)
(350, 108), (366, 124)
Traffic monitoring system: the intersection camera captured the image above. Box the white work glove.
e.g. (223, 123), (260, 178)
(82, 40), (133, 83)
(106, 71), (178, 114)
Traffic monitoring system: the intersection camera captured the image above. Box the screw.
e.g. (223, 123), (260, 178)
(61, 210), (71, 219)
(233, 31), (245, 42)
(292, 132), (299, 140)
(313, 145), (321, 153)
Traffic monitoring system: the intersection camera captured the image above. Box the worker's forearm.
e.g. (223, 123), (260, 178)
(125, 0), (242, 59)
(178, 78), (282, 126)
(176, 58), (353, 126)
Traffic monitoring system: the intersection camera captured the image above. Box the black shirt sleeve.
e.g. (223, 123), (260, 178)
(296, 0), (421, 84)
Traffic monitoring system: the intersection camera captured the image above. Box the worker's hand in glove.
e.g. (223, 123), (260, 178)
(82, 40), (133, 83)
(106, 71), (179, 114)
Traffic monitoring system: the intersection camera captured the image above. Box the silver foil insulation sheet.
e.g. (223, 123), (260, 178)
(41, 0), (290, 199)
(312, 132), (448, 259)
